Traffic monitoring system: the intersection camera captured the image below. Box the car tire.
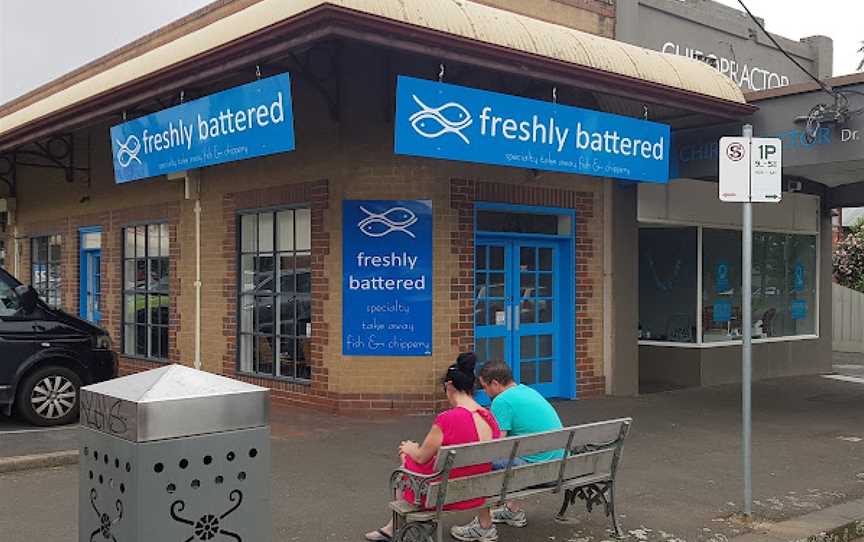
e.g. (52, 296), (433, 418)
(16, 366), (82, 426)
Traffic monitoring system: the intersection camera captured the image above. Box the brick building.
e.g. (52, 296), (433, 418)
(0, 0), (756, 413)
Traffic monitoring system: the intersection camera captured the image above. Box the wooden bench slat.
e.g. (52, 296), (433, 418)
(392, 473), (610, 523)
(426, 448), (614, 506)
(433, 418), (630, 470)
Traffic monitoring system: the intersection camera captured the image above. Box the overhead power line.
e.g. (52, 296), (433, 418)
(735, 0), (864, 143)
(735, 0), (834, 98)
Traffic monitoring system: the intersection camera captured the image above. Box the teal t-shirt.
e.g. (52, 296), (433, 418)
(491, 384), (564, 463)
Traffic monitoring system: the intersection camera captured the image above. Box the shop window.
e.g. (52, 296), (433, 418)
(31, 234), (62, 307)
(638, 227), (698, 343)
(703, 229), (816, 342)
(477, 210), (571, 235)
(702, 229), (742, 343)
(238, 208), (311, 381)
(640, 225), (819, 345)
(122, 224), (170, 361)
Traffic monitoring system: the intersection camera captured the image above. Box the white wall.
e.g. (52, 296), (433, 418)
(833, 283), (864, 354)
(638, 179), (819, 233)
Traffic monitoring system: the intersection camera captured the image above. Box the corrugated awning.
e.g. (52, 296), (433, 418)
(0, 0), (750, 145)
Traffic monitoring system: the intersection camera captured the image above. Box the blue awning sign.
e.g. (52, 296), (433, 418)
(395, 76), (670, 184)
(110, 73), (295, 183)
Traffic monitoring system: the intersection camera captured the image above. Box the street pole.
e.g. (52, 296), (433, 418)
(742, 123), (753, 517)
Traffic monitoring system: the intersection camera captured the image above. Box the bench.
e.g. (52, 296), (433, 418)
(388, 417), (632, 542)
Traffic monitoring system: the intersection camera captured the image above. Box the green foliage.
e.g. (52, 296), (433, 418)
(834, 220), (864, 292)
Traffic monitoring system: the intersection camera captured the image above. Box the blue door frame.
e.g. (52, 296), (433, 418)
(474, 204), (576, 400)
(79, 227), (102, 324)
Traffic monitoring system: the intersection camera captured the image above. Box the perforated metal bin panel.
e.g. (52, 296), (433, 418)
(80, 426), (271, 542)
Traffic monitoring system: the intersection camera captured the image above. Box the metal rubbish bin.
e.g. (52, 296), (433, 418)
(79, 364), (271, 542)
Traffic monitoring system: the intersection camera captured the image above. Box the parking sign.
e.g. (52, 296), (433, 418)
(719, 136), (782, 203)
(719, 137), (750, 202)
(750, 138), (782, 202)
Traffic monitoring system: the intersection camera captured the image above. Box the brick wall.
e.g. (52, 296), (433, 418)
(8, 44), (610, 413)
(219, 180), (336, 411)
(14, 203), (181, 376)
(12, 165), (607, 412)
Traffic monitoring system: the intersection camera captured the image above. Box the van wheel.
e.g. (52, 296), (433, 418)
(16, 366), (81, 426)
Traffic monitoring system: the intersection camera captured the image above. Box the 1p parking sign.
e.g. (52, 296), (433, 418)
(750, 138), (782, 203)
(719, 136), (782, 203)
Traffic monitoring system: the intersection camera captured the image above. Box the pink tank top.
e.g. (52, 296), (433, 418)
(403, 406), (501, 510)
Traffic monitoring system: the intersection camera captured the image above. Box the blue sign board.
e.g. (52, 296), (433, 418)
(791, 299), (808, 321)
(394, 76), (670, 183)
(110, 74), (295, 183)
(715, 261), (731, 294)
(343, 200), (433, 356)
(793, 262), (806, 292)
(713, 300), (732, 323)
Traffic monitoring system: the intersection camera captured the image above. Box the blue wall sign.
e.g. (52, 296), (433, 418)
(343, 200), (433, 356)
(793, 262), (806, 292)
(715, 261), (731, 294)
(394, 76), (670, 183)
(110, 74), (295, 183)
(791, 299), (808, 321)
(713, 300), (732, 323)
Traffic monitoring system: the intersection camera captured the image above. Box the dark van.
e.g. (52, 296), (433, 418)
(0, 267), (117, 426)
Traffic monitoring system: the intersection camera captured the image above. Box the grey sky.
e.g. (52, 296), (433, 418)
(0, 0), (861, 105)
(711, 0), (861, 77)
(0, 0), (211, 104)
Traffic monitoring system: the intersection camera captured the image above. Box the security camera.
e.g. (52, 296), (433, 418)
(788, 180), (803, 193)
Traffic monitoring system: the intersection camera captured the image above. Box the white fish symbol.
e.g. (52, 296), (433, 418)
(358, 206), (418, 238)
(115, 134), (143, 168)
(409, 95), (473, 144)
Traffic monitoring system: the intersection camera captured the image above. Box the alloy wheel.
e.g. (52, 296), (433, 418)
(30, 375), (77, 420)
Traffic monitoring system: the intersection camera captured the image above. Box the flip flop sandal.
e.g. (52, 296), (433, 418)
(365, 529), (392, 542)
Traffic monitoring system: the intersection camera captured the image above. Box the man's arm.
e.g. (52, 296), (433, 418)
(491, 399), (514, 435)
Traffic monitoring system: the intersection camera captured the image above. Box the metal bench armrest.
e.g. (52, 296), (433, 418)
(389, 467), (441, 507)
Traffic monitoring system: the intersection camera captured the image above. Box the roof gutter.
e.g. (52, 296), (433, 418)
(0, 4), (756, 151)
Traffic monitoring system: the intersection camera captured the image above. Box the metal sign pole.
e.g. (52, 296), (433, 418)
(741, 123), (753, 517)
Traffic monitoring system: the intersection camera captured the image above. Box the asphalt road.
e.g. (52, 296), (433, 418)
(0, 356), (862, 541)
(2, 372), (864, 542)
(0, 413), (78, 458)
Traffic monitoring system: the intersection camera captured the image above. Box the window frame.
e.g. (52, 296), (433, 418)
(235, 205), (312, 383)
(30, 234), (63, 308)
(638, 221), (820, 348)
(121, 222), (171, 362)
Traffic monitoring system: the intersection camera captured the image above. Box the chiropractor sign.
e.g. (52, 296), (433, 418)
(395, 76), (670, 183)
(110, 74), (295, 183)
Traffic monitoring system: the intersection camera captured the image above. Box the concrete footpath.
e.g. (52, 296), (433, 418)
(2, 374), (864, 541)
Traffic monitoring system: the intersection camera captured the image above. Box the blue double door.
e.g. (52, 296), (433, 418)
(475, 237), (573, 399)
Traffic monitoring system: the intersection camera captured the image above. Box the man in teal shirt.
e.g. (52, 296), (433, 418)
(451, 360), (562, 540)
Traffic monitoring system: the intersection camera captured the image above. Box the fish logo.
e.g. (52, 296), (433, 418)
(409, 95), (472, 144)
(115, 134), (142, 168)
(358, 206), (418, 238)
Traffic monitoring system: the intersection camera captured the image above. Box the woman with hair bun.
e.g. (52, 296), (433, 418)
(365, 352), (501, 542)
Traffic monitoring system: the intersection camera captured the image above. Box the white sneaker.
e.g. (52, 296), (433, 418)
(450, 517), (499, 541)
(491, 506), (528, 527)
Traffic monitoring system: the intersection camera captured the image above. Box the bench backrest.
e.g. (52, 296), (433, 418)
(432, 418), (631, 470)
(425, 418), (631, 509)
